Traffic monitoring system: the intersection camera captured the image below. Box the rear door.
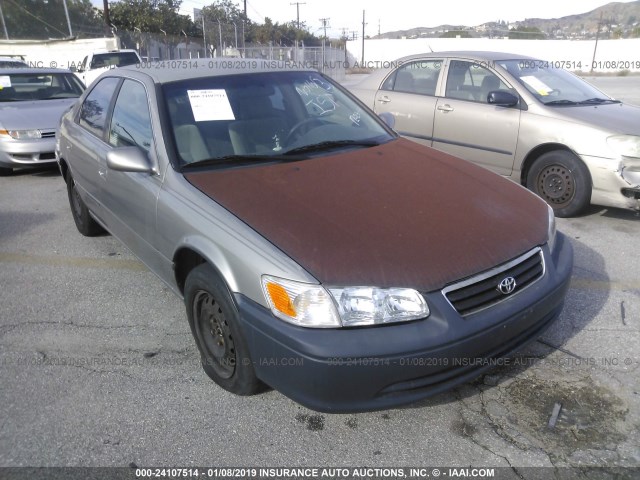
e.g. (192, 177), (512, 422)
(432, 59), (521, 175)
(373, 59), (443, 147)
(68, 76), (120, 221)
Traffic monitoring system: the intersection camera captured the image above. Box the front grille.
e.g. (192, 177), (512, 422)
(40, 131), (56, 138)
(442, 247), (544, 316)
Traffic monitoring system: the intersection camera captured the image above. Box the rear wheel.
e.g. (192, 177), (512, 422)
(0, 166), (12, 176)
(526, 150), (591, 218)
(184, 263), (263, 395)
(66, 172), (104, 236)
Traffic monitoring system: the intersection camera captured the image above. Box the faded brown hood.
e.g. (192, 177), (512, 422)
(185, 138), (548, 291)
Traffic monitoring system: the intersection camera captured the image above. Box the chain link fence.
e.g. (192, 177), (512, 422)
(117, 29), (346, 81)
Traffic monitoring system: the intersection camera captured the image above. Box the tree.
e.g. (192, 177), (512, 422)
(109, 0), (196, 36)
(440, 30), (472, 38)
(508, 26), (546, 40)
(2, 0), (103, 39)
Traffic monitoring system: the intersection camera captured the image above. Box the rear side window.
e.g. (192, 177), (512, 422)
(78, 77), (120, 138)
(108, 80), (153, 152)
(91, 52), (140, 69)
(383, 60), (442, 96)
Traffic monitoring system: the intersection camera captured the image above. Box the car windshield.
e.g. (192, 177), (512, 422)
(0, 72), (84, 102)
(162, 71), (394, 167)
(0, 61), (28, 68)
(90, 52), (140, 69)
(497, 59), (616, 106)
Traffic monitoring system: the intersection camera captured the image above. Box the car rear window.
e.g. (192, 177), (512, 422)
(0, 73), (84, 102)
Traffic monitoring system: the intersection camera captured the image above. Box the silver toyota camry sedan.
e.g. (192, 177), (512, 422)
(56, 60), (572, 412)
(0, 68), (85, 175)
(350, 51), (640, 217)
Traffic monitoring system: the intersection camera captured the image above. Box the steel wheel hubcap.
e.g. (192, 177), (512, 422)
(193, 290), (235, 378)
(537, 164), (574, 206)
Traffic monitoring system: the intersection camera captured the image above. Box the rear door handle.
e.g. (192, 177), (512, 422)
(377, 95), (391, 104)
(437, 104), (454, 112)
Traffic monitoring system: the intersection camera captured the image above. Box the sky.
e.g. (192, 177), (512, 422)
(93, 0), (638, 38)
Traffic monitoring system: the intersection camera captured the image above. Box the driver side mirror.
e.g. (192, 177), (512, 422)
(106, 147), (153, 173)
(487, 91), (519, 107)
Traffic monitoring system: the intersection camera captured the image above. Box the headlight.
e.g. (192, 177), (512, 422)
(607, 135), (640, 159)
(547, 204), (557, 252)
(262, 275), (429, 328)
(0, 129), (42, 140)
(329, 287), (429, 326)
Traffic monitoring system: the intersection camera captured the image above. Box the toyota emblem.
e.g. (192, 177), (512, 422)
(497, 276), (517, 295)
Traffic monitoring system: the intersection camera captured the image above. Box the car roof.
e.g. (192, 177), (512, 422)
(0, 67), (74, 74)
(116, 58), (315, 84)
(397, 51), (538, 62)
(93, 49), (138, 54)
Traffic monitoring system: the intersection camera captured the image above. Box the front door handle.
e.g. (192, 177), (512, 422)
(377, 95), (391, 104)
(437, 104), (454, 112)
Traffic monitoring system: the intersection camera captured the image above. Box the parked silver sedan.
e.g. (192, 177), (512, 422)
(56, 60), (572, 412)
(351, 51), (640, 217)
(0, 68), (85, 175)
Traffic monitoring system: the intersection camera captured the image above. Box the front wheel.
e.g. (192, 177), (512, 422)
(184, 263), (263, 395)
(526, 150), (591, 218)
(66, 172), (104, 236)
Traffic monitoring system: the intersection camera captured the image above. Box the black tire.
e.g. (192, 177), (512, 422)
(0, 166), (12, 176)
(526, 150), (591, 218)
(184, 263), (263, 395)
(66, 172), (104, 236)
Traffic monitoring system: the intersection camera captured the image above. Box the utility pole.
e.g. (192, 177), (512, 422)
(290, 2), (306, 30)
(361, 10), (366, 64)
(591, 11), (603, 73)
(202, 15), (207, 58)
(0, 1), (9, 40)
(62, 0), (73, 37)
(319, 17), (330, 40)
(378, 19), (380, 36)
(319, 17), (330, 73)
(103, 0), (110, 29)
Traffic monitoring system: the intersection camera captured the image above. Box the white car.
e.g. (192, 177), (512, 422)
(73, 49), (141, 86)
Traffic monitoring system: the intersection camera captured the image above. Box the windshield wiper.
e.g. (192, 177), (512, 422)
(181, 154), (302, 170)
(284, 139), (380, 156)
(578, 97), (621, 104)
(544, 99), (579, 106)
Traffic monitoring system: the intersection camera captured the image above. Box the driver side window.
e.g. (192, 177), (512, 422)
(446, 60), (511, 103)
(108, 80), (153, 152)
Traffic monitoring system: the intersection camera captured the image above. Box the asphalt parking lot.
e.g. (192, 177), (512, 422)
(1, 78), (639, 475)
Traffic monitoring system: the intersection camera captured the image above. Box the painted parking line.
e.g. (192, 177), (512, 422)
(0, 252), (146, 271)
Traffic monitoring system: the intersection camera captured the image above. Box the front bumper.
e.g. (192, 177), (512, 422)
(584, 154), (640, 210)
(0, 137), (57, 168)
(234, 233), (573, 413)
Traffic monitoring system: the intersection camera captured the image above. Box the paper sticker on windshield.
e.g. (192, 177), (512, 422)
(520, 76), (553, 96)
(0, 76), (11, 89)
(187, 89), (235, 122)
